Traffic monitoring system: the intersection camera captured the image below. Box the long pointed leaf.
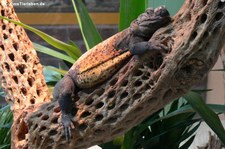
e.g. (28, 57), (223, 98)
(122, 130), (135, 149)
(44, 66), (67, 76)
(119, 0), (147, 31)
(184, 91), (225, 144)
(179, 135), (196, 149)
(178, 122), (201, 144)
(72, 0), (102, 50)
(34, 43), (75, 64)
(0, 16), (82, 60)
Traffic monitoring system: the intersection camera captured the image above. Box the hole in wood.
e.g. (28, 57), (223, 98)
(40, 126), (47, 132)
(110, 77), (118, 86)
(35, 113), (43, 117)
(200, 14), (207, 23)
(95, 114), (104, 121)
(97, 89), (104, 96)
(21, 87), (27, 95)
(33, 69), (37, 74)
(4, 63), (10, 71)
(119, 104), (129, 111)
(215, 12), (223, 21)
(41, 115), (49, 121)
(202, 0), (208, 6)
(120, 91), (128, 99)
(27, 77), (34, 86)
(8, 53), (14, 61)
(94, 129), (104, 135)
(36, 89), (41, 96)
(108, 90), (115, 98)
(107, 102), (115, 110)
(134, 80), (142, 87)
(78, 123), (88, 131)
(3, 34), (8, 39)
(190, 31), (198, 41)
(80, 111), (91, 118)
(22, 54), (29, 62)
(121, 79), (128, 86)
(85, 98), (94, 106)
(133, 93), (142, 100)
(51, 117), (58, 124)
(17, 120), (28, 141)
(54, 107), (61, 113)
(47, 105), (54, 111)
(142, 75), (149, 80)
(0, 45), (5, 51)
(203, 31), (209, 39)
(105, 117), (117, 123)
(133, 69), (143, 77)
(213, 26), (220, 34)
(49, 130), (57, 136)
(16, 64), (26, 74)
(30, 98), (35, 104)
(13, 76), (18, 84)
(33, 124), (38, 131)
(95, 102), (104, 109)
(9, 28), (13, 33)
(2, 25), (6, 30)
(13, 43), (18, 51)
(1, 10), (4, 16)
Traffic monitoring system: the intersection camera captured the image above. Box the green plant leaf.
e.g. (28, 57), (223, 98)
(179, 135), (196, 149)
(178, 122), (201, 145)
(72, 0), (102, 50)
(0, 16), (82, 60)
(122, 129), (135, 149)
(44, 66), (67, 76)
(184, 91), (225, 144)
(141, 119), (200, 148)
(119, 0), (147, 31)
(34, 43), (75, 64)
(0, 105), (10, 112)
(0, 144), (10, 149)
(43, 67), (62, 83)
(0, 105), (12, 149)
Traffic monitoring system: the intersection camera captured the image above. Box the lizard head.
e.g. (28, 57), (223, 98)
(131, 6), (171, 38)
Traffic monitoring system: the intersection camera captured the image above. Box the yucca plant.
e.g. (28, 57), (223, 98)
(0, 0), (225, 148)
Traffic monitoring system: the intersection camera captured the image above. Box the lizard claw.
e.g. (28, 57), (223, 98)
(61, 114), (75, 143)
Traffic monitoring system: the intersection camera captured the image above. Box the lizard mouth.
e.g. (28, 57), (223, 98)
(154, 6), (170, 17)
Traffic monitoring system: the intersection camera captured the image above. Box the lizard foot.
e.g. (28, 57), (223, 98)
(60, 114), (75, 142)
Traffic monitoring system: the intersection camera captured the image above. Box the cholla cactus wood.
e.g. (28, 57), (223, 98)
(0, 0), (225, 149)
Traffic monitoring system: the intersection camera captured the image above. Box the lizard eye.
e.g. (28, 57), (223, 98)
(145, 8), (154, 15)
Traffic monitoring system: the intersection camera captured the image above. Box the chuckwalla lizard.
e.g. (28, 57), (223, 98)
(53, 6), (171, 142)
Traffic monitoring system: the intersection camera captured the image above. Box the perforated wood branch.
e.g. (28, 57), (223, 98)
(0, 0), (50, 148)
(0, 0), (225, 149)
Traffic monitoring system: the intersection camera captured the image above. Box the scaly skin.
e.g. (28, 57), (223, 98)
(53, 6), (171, 142)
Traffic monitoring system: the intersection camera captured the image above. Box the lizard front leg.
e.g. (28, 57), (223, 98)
(129, 41), (168, 56)
(53, 75), (76, 142)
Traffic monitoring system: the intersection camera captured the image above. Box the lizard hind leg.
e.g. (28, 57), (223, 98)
(53, 75), (77, 142)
